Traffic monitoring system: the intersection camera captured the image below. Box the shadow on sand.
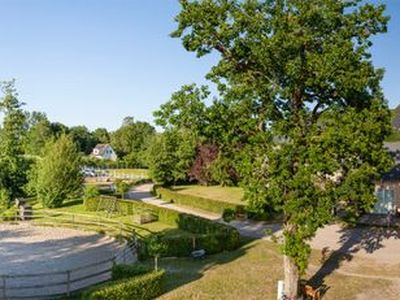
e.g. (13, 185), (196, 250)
(309, 222), (400, 294)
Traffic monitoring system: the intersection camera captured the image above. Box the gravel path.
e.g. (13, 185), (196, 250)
(0, 222), (133, 298)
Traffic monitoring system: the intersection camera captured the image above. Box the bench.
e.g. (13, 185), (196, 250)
(191, 249), (206, 259)
(302, 284), (321, 300)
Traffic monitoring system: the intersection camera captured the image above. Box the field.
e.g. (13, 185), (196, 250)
(172, 185), (244, 205)
(145, 239), (398, 300)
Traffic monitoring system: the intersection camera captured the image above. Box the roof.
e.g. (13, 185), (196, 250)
(92, 144), (113, 156)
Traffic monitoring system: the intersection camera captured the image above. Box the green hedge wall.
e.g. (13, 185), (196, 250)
(82, 270), (165, 300)
(84, 196), (241, 257)
(153, 186), (244, 215)
(111, 264), (152, 281)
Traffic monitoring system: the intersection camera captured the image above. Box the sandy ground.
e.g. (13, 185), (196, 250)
(0, 222), (134, 298)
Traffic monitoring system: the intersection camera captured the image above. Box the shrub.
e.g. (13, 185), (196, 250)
(222, 208), (236, 223)
(111, 264), (152, 281)
(84, 185), (100, 202)
(82, 270), (165, 300)
(154, 186), (243, 215)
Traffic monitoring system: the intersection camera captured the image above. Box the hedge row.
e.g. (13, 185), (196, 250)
(153, 185), (243, 215)
(111, 264), (152, 281)
(82, 270), (165, 300)
(84, 196), (241, 256)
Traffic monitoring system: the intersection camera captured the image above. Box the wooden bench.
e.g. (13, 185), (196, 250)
(302, 284), (321, 300)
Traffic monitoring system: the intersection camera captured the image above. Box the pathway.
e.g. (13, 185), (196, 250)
(128, 184), (400, 264)
(127, 184), (281, 237)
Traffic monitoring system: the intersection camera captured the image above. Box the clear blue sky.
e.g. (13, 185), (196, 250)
(0, 0), (398, 131)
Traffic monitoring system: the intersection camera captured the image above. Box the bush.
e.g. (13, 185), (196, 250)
(111, 264), (152, 281)
(154, 186), (243, 215)
(82, 270), (165, 300)
(222, 208), (236, 223)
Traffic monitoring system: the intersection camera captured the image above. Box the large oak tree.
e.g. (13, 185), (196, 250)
(172, 0), (393, 298)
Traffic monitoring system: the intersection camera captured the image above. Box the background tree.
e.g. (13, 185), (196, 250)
(69, 125), (97, 155)
(172, 0), (392, 297)
(0, 80), (29, 207)
(33, 134), (82, 208)
(24, 112), (54, 156)
(146, 130), (196, 185)
(111, 117), (155, 167)
(93, 128), (110, 144)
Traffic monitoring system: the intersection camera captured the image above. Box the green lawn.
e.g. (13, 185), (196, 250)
(144, 240), (394, 300)
(31, 199), (183, 238)
(172, 185), (244, 205)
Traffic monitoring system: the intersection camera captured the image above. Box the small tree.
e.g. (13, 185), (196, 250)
(83, 185), (100, 202)
(34, 134), (83, 208)
(147, 234), (168, 272)
(114, 179), (132, 199)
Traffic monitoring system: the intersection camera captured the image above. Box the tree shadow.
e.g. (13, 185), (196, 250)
(308, 221), (400, 291)
(143, 233), (255, 295)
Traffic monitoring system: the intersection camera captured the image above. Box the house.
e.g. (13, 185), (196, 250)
(372, 142), (400, 214)
(91, 144), (118, 161)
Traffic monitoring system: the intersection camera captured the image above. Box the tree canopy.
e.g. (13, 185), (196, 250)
(172, 0), (392, 297)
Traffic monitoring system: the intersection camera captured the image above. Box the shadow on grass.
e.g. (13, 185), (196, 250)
(142, 229), (255, 296)
(309, 222), (400, 293)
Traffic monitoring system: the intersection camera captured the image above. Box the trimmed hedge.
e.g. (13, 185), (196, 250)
(111, 264), (152, 281)
(82, 270), (165, 300)
(84, 196), (241, 257)
(153, 186), (244, 215)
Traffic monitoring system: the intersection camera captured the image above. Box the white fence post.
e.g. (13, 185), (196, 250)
(277, 280), (284, 300)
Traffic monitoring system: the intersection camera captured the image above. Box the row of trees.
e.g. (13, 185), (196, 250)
(0, 80), (83, 209)
(24, 110), (155, 168)
(147, 84), (256, 186)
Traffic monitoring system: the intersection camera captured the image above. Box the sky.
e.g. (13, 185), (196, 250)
(0, 0), (398, 131)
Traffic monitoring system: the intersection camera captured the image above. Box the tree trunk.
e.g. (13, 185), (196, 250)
(284, 254), (299, 300)
(154, 256), (158, 272)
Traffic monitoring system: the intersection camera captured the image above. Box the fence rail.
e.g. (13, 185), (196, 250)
(0, 209), (138, 299)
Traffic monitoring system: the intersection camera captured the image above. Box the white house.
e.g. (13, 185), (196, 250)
(91, 144), (118, 161)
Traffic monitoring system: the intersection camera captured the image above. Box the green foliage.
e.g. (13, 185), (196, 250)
(111, 117), (155, 167)
(113, 179), (132, 199)
(172, 0), (392, 295)
(111, 264), (152, 281)
(84, 185), (100, 202)
(69, 125), (97, 155)
(146, 130), (196, 185)
(0, 80), (29, 205)
(33, 134), (83, 208)
(24, 111), (54, 156)
(154, 186), (240, 214)
(82, 270), (165, 300)
(222, 208), (236, 223)
(84, 196), (241, 257)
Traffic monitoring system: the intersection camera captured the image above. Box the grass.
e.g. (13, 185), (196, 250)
(141, 239), (397, 300)
(172, 185), (244, 205)
(31, 199), (185, 238)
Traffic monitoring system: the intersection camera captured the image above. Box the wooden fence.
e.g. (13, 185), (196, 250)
(0, 210), (137, 299)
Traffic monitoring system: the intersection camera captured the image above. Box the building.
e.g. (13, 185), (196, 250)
(372, 142), (400, 214)
(91, 144), (118, 161)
